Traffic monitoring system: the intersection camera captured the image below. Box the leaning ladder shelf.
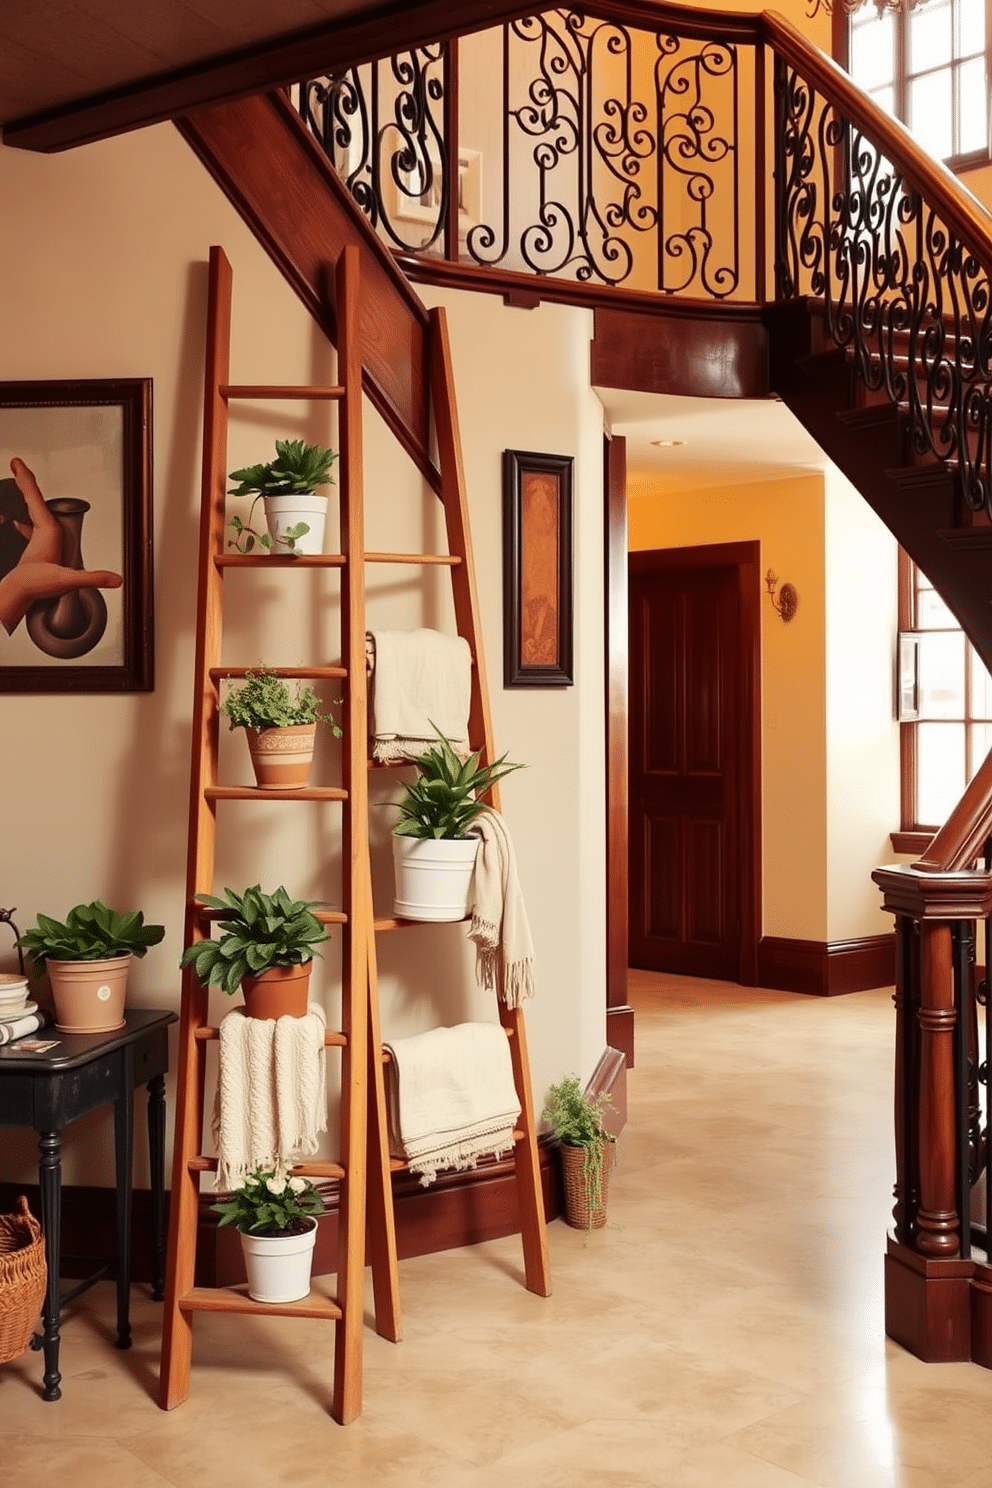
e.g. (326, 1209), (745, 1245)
(158, 242), (550, 1428)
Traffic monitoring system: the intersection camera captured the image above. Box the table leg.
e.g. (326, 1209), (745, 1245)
(147, 1072), (167, 1301)
(36, 1129), (63, 1401)
(113, 1059), (135, 1349)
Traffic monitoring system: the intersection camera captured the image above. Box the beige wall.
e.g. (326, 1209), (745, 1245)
(0, 122), (607, 1185)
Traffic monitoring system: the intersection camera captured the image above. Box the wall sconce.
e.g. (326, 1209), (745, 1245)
(765, 570), (798, 623)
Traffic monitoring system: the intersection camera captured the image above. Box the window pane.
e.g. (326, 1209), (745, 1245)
(970, 646), (992, 719)
(970, 723), (992, 777)
(918, 630), (965, 716)
(917, 722), (966, 825)
(958, 0), (986, 57)
(908, 69), (954, 159)
(917, 585), (956, 628)
(958, 57), (988, 154)
(909, 0), (953, 71)
(852, 12), (896, 90)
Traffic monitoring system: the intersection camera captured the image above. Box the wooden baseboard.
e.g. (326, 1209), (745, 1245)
(606, 1004), (635, 1067)
(757, 933), (895, 996)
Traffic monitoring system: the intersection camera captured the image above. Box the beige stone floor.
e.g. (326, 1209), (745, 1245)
(4, 970), (992, 1486)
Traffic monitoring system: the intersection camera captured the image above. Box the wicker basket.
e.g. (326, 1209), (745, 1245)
(0, 1196), (47, 1364)
(561, 1139), (614, 1230)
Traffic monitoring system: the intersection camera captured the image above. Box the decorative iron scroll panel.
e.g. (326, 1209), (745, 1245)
(298, 10), (754, 299)
(774, 55), (992, 515)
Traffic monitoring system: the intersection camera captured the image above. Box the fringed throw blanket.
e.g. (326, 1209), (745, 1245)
(213, 1003), (327, 1190)
(469, 810), (536, 1008)
(366, 628), (471, 762)
(382, 1022), (521, 1187)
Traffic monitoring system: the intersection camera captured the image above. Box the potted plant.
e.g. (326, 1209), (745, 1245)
(16, 900), (166, 1033)
(390, 728), (524, 922)
(219, 666), (341, 789)
(227, 438), (337, 556)
(212, 1164), (324, 1303)
(180, 884), (329, 1019)
(543, 1074), (615, 1231)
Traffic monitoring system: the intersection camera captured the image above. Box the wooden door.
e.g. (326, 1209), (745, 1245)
(628, 543), (760, 982)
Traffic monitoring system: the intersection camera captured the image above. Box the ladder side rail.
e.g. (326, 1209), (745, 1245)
(160, 244), (234, 1409)
(333, 243), (372, 1425)
(428, 305), (552, 1299)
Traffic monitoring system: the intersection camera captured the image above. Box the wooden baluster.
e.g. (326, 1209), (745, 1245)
(916, 920), (961, 1257)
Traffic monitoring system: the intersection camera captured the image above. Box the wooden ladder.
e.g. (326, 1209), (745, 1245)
(158, 241), (549, 1427)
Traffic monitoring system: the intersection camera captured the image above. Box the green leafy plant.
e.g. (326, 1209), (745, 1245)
(542, 1074), (614, 1228)
(392, 727), (524, 840)
(219, 666), (341, 735)
(16, 900), (166, 969)
(227, 439), (338, 554)
(212, 1165), (324, 1237)
(180, 884), (329, 994)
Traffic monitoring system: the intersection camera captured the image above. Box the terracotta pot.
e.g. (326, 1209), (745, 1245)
(240, 1217), (317, 1303)
(560, 1139), (614, 1231)
(240, 961), (312, 1020)
(47, 952), (131, 1033)
(245, 723), (316, 789)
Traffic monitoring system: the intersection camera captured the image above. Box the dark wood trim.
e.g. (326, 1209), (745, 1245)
(604, 434), (631, 1064)
(591, 305), (770, 400)
(757, 933), (896, 996)
(629, 541), (762, 986)
(586, 1045), (629, 1141)
(884, 1233), (974, 1362)
(0, 1182), (164, 1285)
(892, 830), (934, 855)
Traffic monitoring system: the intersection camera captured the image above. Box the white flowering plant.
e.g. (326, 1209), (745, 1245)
(211, 1165), (324, 1237)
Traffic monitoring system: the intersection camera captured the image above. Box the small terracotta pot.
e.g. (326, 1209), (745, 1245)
(245, 723), (316, 789)
(47, 952), (131, 1033)
(240, 961), (312, 1020)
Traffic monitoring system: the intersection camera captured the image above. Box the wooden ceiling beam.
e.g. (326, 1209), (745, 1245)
(2, 0), (555, 154)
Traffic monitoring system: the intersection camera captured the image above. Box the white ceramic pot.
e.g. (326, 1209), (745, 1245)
(47, 952), (131, 1033)
(262, 493), (328, 556)
(240, 1218), (317, 1303)
(392, 834), (479, 922)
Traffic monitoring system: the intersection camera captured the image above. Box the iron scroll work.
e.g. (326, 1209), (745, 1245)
(0, 379), (153, 692)
(502, 450), (574, 688)
(298, 10), (745, 300)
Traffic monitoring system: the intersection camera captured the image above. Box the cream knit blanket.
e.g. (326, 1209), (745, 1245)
(383, 1022), (521, 1187)
(367, 628), (472, 762)
(213, 1003), (327, 1190)
(469, 810), (536, 1008)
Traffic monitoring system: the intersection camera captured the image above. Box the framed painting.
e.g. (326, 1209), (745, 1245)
(0, 378), (153, 692)
(502, 448), (573, 687)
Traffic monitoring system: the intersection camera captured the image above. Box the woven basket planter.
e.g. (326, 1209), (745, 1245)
(561, 1139), (614, 1230)
(0, 1196), (47, 1364)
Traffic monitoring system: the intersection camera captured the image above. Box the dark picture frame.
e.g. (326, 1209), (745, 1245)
(502, 449), (574, 688)
(0, 378), (153, 692)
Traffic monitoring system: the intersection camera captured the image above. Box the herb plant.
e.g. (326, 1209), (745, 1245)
(543, 1074), (614, 1228)
(212, 1165), (324, 1237)
(227, 439), (338, 554)
(17, 901), (166, 969)
(180, 884), (329, 994)
(219, 666), (341, 735)
(392, 727), (524, 840)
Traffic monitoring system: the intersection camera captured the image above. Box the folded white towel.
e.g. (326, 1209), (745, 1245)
(367, 628), (472, 762)
(213, 1002), (327, 1190)
(382, 1022), (521, 1187)
(469, 811), (536, 1008)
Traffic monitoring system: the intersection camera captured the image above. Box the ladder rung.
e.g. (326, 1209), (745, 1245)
(205, 786), (348, 802)
(216, 554), (347, 568)
(193, 904), (348, 926)
(179, 1285), (343, 1320)
(374, 915), (468, 932)
(220, 384), (345, 401)
(365, 552), (461, 566)
(188, 1156), (347, 1180)
(211, 665), (347, 681)
(194, 1026), (348, 1046)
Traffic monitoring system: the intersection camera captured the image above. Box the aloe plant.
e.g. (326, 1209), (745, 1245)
(227, 438), (337, 554)
(392, 727), (524, 840)
(219, 666), (341, 735)
(180, 884), (329, 994)
(16, 900), (165, 968)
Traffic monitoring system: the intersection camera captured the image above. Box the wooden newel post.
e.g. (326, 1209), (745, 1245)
(915, 920), (960, 1257)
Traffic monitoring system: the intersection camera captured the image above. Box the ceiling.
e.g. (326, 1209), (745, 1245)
(595, 386), (829, 491)
(0, 0), (551, 152)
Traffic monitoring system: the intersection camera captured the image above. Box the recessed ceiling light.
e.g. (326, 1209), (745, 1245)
(650, 439), (684, 447)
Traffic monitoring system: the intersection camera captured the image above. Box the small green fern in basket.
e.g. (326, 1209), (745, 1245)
(543, 1074), (614, 1228)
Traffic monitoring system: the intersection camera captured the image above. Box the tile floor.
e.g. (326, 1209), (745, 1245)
(4, 971), (992, 1486)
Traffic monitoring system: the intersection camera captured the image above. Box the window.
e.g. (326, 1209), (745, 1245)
(896, 553), (992, 843)
(849, 0), (990, 169)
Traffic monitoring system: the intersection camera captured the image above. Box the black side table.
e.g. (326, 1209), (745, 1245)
(0, 1007), (177, 1400)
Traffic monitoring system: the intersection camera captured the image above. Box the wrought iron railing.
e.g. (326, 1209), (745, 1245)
(296, 3), (992, 515)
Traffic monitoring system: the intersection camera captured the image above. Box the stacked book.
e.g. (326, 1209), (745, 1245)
(0, 972), (48, 1045)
